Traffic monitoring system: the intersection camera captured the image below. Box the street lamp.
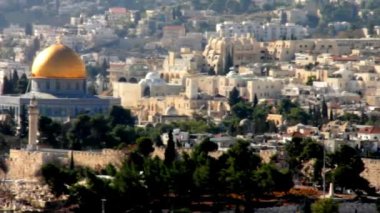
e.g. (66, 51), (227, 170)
(101, 198), (106, 213)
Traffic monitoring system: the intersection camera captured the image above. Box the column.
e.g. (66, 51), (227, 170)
(27, 97), (39, 151)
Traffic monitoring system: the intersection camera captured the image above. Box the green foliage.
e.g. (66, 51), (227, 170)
(228, 87), (241, 107)
(253, 94), (258, 108)
(194, 138), (218, 154)
(136, 137), (154, 157)
(231, 101), (253, 119)
(286, 107), (309, 125)
(109, 106), (135, 126)
(311, 198), (338, 213)
(306, 76), (316, 86)
(320, 2), (359, 23)
(3, 70), (28, 95)
(224, 51), (234, 74)
(43, 135), (294, 212)
(39, 116), (63, 148)
(330, 145), (373, 193)
(164, 130), (176, 165)
(286, 137), (324, 183)
(41, 163), (78, 196)
(255, 164), (294, 195)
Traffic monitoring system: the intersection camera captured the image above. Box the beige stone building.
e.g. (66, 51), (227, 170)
(113, 72), (183, 108)
(160, 48), (206, 84)
(203, 36), (265, 74)
(108, 58), (154, 83)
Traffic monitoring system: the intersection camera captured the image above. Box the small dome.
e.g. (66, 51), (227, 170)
(145, 72), (160, 80)
(226, 70), (238, 78)
(32, 43), (86, 79)
(239, 119), (251, 126)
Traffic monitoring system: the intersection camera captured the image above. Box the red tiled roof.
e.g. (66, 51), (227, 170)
(358, 126), (380, 134)
(163, 25), (185, 31)
(292, 132), (305, 138)
(331, 56), (358, 62)
(109, 7), (128, 15)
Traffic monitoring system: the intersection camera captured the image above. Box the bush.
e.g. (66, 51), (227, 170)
(311, 198), (338, 213)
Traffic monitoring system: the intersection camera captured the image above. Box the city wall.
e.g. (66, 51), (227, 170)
(5, 149), (126, 180)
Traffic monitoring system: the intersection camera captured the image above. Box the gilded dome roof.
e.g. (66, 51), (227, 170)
(31, 44), (86, 79)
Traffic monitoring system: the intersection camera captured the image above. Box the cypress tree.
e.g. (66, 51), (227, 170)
(164, 130), (176, 165)
(17, 73), (28, 94)
(224, 51), (233, 75)
(228, 87), (240, 106)
(2, 76), (10, 94)
(329, 109), (334, 121)
(253, 94), (258, 108)
(322, 99), (328, 120)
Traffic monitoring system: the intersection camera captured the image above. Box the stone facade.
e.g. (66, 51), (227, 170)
(361, 158), (380, 190)
(6, 149), (125, 180)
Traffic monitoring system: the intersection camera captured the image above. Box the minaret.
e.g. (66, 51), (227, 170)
(27, 96), (39, 151)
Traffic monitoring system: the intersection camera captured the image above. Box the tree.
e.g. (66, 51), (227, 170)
(306, 76), (316, 86)
(2, 76), (11, 94)
(196, 138), (218, 154)
(164, 130), (176, 165)
(329, 109), (334, 121)
(109, 106), (135, 126)
(254, 164), (293, 195)
(231, 102), (253, 119)
(39, 116), (62, 148)
(253, 94), (258, 108)
(88, 115), (112, 148)
(11, 70), (19, 93)
(17, 73), (28, 94)
(136, 137), (154, 157)
(18, 105), (28, 138)
(67, 115), (92, 150)
(228, 87), (241, 107)
(110, 125), (136, 146)
(224, 51), (233, 75)
(322, 99), (328, 121)
(331, 145), (373, 193)
(311, 198), (338, 213)
(221, 140), (261, 211)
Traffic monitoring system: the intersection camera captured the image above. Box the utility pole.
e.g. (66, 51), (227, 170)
(322, 141), (326, 198)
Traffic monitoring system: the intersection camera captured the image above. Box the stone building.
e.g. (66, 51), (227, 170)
(160, 48), (207, 84)
(203, 36), (265, 74)
(0, 42), (119, 122)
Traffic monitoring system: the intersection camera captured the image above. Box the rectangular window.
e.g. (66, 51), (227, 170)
(56, 80), (60, 90)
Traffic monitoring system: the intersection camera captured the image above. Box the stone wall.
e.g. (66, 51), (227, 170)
(6, 149), (126, 180)
(361, 158), (380, 190)
(70, 149), (125, 171)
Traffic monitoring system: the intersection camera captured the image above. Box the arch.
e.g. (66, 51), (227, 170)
(160, 73), (164, 79)
(118, 77), (127, 82)
(143, 86), (150, 97)
(129, 77), (138, 83)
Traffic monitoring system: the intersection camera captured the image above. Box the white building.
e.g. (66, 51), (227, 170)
(215, 21), (308, 41)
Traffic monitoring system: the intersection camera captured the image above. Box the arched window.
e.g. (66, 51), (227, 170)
(143, 87), (150, 97)
(129, 78), (138, 83)
(119, 77), (127, 82)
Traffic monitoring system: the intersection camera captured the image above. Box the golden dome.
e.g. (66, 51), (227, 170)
(31, 43), (86, 79)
